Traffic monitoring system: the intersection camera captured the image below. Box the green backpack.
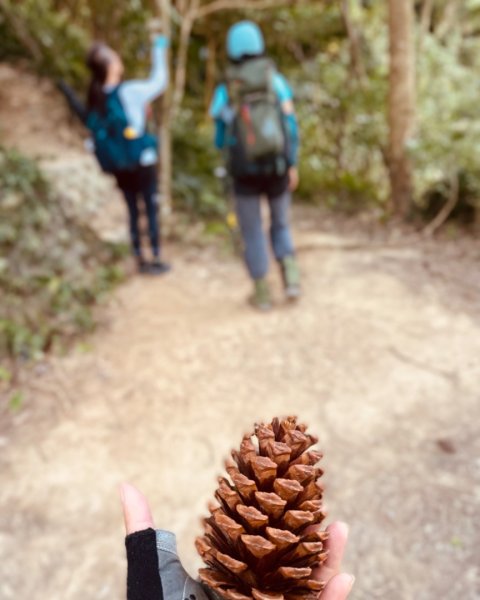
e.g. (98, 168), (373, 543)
(226, 57), (287, 177)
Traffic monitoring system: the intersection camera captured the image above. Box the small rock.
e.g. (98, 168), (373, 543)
(436, 438), (456, 454)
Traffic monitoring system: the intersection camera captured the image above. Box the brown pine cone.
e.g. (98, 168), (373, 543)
(196, 416), (328, 600)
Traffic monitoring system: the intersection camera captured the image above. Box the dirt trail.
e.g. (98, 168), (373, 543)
(1, 67), (480, 600)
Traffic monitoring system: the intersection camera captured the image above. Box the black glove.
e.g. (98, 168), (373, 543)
(126, 528), (212, 600)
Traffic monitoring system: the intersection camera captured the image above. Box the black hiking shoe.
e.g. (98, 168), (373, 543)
(147, 259), (171, 275)
(280, 255), (301, 301)
(137, 258), (150, 274)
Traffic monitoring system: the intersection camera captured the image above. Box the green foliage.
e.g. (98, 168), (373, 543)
(172, 107), (228, 220)
(0, 0), (89, 83)
(9, 390), (24, 411)
(0, 366), (12, 382)
(0, 0), (153, 85)
(412, 33), (480, 218)
(3, 0), (480, 227)
(0, 148), (125, 362)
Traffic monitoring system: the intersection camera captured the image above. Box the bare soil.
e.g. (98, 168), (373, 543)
(0, 66), (479, 600)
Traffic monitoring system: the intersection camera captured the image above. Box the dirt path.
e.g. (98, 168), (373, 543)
(1, 66), (480, 600)
(1, 217), (480, 600)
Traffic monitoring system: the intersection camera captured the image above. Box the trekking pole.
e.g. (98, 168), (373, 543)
(214, 165), (242, 256)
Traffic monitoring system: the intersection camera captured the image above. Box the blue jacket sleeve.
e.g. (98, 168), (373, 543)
(214, 119), (226, 150)
(274, 73), (299, 167)
(210, 84), (230, 150)
(283, 112), (299, 167)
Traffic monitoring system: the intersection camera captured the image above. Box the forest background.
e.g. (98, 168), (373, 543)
(1, 0), (480, 365)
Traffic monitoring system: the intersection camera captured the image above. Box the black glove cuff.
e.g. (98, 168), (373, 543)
(126, 528), (164, 600)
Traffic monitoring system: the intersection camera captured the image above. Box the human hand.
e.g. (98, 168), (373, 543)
(288, 166), (299, 192)
(121, 483), (210, 600)
(148, 18), (163, 35)
(121, 483), (354, 600)
(147, 18), (169, 48)
(312, 522), (354, 600)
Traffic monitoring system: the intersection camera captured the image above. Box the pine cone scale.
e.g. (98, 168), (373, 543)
(197, 417), (328, 600)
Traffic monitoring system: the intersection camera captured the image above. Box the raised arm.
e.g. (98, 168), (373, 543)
(124, 36), (169, 102)
(118, 36), (169, 135)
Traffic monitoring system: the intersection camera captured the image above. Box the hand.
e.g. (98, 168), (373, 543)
(313, 522), (354, 600)
(121, 483), (210, 600)
(288, 166), (299, 192)
(148, 18), (163, 35)
(121, 484), (354, 600)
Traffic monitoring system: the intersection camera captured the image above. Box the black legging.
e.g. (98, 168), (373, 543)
(114, 165), (160, 259)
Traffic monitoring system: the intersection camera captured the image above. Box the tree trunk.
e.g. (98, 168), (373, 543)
(171, 0), (200, 120)
(157, 0), (173, 217)
(204, 36), (217, 115)
(388, 0), (416, 218)
(436, 0), (460, 40)
(420, 0), (434, 36)
(0, 0), (42, 63)
(340, 0), (365, 80)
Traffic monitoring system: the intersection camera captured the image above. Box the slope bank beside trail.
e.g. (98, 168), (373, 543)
(0, 64), (126, 243)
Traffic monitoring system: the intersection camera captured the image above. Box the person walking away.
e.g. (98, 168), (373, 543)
(85, 31), (170, 275)
(210, 21), (301, 309)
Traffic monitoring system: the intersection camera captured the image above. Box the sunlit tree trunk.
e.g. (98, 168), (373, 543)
(157, 0), (173, 216)
(388, 0), (416, 217)
(204, 36), (217, 114)
(340, 0), (365, 80)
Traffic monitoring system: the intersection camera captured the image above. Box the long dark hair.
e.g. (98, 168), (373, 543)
(86, 42), (111, 114)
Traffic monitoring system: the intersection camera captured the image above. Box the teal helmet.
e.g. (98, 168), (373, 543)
(227, 21), (265, 61)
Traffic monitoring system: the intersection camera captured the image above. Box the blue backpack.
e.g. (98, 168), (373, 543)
(86, 86), (157, 173)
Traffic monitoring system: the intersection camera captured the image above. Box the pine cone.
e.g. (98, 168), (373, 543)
(196, 416), (328, 600)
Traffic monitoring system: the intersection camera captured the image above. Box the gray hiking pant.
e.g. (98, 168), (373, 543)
(235, 189), (295, 280)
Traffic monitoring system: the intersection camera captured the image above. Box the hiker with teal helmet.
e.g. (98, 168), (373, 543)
(83, 27), (170, 275)
(210, 21), (301, 309)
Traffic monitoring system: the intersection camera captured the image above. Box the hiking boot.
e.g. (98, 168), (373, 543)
(280, 255), (301, 301)
(148, 259), (171, 275)
(249, 278), (272, 311)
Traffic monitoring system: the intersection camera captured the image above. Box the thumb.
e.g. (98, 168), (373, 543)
(120, 483), (155, 535)
(321, 574), (355, 600)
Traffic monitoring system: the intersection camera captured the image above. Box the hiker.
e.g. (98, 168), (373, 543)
(60, 29), (170, 275)
(120, 483), (354, 600)
(210, 21), (301, 310)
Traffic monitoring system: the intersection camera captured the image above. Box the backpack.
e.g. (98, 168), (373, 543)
(225, 57), (288, 178)
(86, 86), (157, 174)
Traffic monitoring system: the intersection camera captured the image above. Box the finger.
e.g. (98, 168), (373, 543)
(320, 574), (355, 600)
(313, 521), (349, 582)
(120, 483), (155, 535)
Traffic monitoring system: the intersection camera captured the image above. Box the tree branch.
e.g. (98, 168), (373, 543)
(196, 0), (296, 20)
(0, 0), (42, 63)
(339, 0), (365, 80)
(420, 0), (434, 36)
(423, 171), (460, 237)
(171, 0), (200, 119)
